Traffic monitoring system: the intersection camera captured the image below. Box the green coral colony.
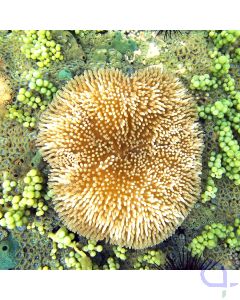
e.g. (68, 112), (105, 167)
(1, 30), (240, 270)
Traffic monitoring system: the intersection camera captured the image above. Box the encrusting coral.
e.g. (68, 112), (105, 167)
(37, 67), (203, 249)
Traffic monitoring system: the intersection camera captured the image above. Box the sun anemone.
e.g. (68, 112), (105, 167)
(37, 68), (203, 249)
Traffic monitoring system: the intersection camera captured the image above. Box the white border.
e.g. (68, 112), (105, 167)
(1, 270), (240, 300)
(0, 0), (240, 29)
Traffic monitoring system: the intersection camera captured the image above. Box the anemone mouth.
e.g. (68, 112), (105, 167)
(37, 67), (203, 249)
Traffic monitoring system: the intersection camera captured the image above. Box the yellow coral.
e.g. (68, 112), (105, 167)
(37, 68), (203, 249)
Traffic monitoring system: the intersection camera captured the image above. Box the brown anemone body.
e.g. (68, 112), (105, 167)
(37, 68), (203, 249)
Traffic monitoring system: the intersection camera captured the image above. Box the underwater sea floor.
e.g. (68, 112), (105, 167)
(0, 30), (240, 270)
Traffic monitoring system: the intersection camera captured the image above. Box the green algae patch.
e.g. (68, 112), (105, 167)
(58, 69), (73, 81)
(0, 234), (20, 270)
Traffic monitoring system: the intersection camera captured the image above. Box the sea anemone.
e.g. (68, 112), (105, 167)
(37, 68), (203, 249)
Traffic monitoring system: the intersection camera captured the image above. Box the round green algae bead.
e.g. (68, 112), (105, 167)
(28, 169), (38, 177)
(34, 184), (42, 191)
(42, 205), (48, 211)
(63, 236), (72, 245)
(33, 71), (41, 78)
(36, 211), (44, 217)
(32, 176), (41, 183)
(69, 257), (76, 265)
(10, 181), (17, 187)
(89, 251), (96, 257)
(24, 176), (31, 184)
(57, 228), (67, 238)
(25, 91), (31, 98)
(19, 88), (26, 94)
(218, 56), (228, 64)
(43, 80), (49, 87)
(96, 245), (103, 252)
(37, 62), (44, 68)
(197, 236), (204, 243)
(27, 191), (35, 199)
(82, 245), (88, 252)
(40, 87), (47, 94)
(12, 204), (19, 210)
(27, 185), (35, 192)
(2, 180), (11, 188)
(27, 199), (35, 206)
(37, 202), (43, 208)
(119, 254), (126, 260)
(29, 82), (36, 90)
(36, 78), (44, 87)
(0, 219), (7, 226)
(38, 225), (44, 232)
(88, 244), (95, 251)
(215, 64), (222, 70)
(17, 94), (26, 102)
